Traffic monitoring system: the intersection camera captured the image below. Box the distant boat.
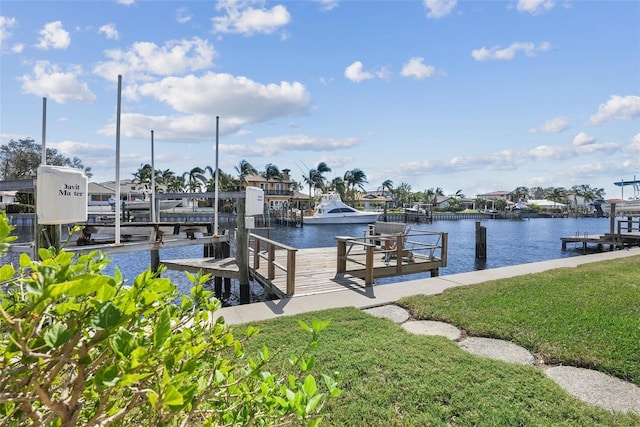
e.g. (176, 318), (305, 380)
(404, 204), (428, 215)
(108, 198), (181, 211)
(304, 193), (381, 225)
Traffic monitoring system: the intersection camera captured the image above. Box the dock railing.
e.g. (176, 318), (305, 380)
(336, 229), (448, 286)
(249, 230), (298, 295)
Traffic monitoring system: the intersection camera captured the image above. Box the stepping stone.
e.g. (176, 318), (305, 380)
(402, 320), (462, 340)
(458, 337), (535, 365)
(363, 305), (410, 324)
(545, 366), (640, 414)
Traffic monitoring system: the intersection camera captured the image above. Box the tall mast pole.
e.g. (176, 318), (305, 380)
(214, 116), (220, 235)
(114, 75), (122, 245)
(151, 130), (156, 222)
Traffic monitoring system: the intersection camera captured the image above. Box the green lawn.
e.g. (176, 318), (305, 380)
(398, 255), (640, 385)
(235, 256), (640, 426)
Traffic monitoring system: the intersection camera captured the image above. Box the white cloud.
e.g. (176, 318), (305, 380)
(401, 57), (437, 79)
(529, 116), (569, 133)
(572, 131), (595, 146)
(36, 21), (70, 50)
(313, 0), (339, 12)
(516, 0), (555, 15)
(396, 137), (621, 178)
(20, 61), (96, 104)
(0, 17), (23, 54)
(176, 7), (192, 24)
(98, 23), (119, 40)
(213, 2), (291, 35)
(423, 0), (457, 19)
(99, 72), (311, 141)
(93, 37), (215, 82)
(629, 133), (640, 152)
(471, 41), (551, 61)
(218, 134), (359, 157)
(0, 16), (16, 44)
(255, 134), (360, 152)
(344, 61), (374, 83)
(588, 95), (640, 124)
(117, 0), (135, 5)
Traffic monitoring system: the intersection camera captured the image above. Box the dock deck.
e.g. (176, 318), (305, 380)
(163, 225), (448, 299)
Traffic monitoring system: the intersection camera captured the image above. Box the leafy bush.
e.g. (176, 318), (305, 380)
(0, 214), (339, 426)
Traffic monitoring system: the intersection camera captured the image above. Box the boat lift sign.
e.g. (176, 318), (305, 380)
(36, 165), (88, 224)
(245, 186), (264, 216)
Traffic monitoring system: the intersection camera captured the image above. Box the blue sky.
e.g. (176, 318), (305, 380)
(1, 0), (639, 199)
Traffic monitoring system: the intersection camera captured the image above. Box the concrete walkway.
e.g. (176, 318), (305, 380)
(218, 247), (640, 324)
(217, 247), (640, 415)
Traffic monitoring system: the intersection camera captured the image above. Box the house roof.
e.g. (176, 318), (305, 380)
(476, 191), (511, 197)
(88, 182), (115, 194)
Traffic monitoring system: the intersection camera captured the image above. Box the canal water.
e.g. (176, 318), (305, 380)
(2, 217), (615, 305)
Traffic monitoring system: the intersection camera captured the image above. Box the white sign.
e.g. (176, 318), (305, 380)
(36, 165), (88, 224)
(245, 187), (264, 216)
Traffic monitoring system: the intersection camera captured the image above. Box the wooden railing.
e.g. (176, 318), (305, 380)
(336, 230), (448, 286)
(249, 230), (298, 296)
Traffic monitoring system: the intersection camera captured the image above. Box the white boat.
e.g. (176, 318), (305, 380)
(404, 203), (428, 215)
(304, 193), (381, 225)
(108, 198), (181, 211)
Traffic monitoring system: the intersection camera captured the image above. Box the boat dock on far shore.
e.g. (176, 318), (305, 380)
(561, 206), (640, 252)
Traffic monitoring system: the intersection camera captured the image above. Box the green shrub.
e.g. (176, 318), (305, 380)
(0, 214), (339, 426)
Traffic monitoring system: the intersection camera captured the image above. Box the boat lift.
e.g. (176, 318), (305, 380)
(614, 176), (640, 200)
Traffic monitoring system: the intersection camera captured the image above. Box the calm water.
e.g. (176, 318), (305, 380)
(2, 217), (615, 305)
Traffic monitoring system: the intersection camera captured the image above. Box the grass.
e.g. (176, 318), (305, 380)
(398, 255), (640, 385)
(234, 256), (640, 426)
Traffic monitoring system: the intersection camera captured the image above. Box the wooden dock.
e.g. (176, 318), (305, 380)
(561, 214), (640, 252)
(162, 226), (448, 300)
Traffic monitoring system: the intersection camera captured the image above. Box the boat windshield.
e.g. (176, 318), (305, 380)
(328, 207), (356, 214)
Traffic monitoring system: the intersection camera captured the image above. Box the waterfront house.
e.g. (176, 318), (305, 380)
(244, 169), (303, 212)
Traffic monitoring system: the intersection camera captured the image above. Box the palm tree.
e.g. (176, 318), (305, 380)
(424, 187), (444, 208)
(303, 162), (332, 200)
(234, 160), (258, 189)
(396, 182), (412, 207)
(512, 186), (530, 203)
(343, 168), (368, 206)
(381, 179), (394, 197)
(330, 176), (346, 201)
(167, 175), (186, 193)
(262, 163), (283, 195)
(182, 167), (207, 193)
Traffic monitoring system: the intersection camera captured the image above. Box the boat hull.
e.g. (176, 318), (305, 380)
(303, 213), (380, 225)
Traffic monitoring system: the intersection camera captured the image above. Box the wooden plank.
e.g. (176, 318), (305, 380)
(251, 246), (445, 298)
(162, 257), (239, 278)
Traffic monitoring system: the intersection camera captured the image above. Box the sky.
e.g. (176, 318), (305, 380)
(1, 0), (639, 200)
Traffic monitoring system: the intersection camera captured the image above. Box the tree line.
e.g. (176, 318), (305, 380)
(1, 138), (606, 212)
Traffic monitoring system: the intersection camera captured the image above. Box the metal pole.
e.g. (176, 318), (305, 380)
(214, 116), (220, 235)
(41, 97), (47, 165)
(151, 130), (156, 222)
(115, 75), (122, 245)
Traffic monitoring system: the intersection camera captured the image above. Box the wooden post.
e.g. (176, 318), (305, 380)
(364, 245), (374, 286)
(36, 224), (61, 256)
(475, 221), (487, 259)
(286, 249), (296, 295)
(150, 249), (160, 273)
(336, 237), (348, 274)
(608, 203), (617, 251)
(236, 197), (250, 304)
(267, 243), (275, 280)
